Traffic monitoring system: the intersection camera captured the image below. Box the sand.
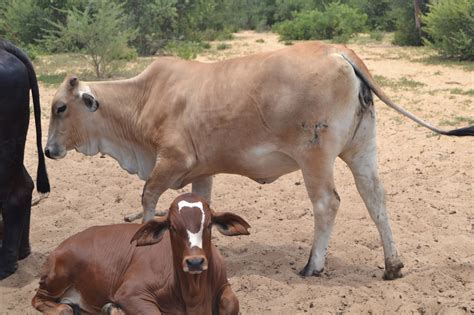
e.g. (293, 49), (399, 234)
(1, 31), (472, 314)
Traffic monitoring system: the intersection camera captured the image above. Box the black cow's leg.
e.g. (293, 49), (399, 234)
(19, 168), (33, 260)
(0, 168), (33, 279)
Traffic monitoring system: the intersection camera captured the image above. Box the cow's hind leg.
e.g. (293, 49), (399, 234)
(0, 168), (33, 279)
(19, 167), (33, 260)
(299, 158), (341, 277)
(340, 122), (403, 280)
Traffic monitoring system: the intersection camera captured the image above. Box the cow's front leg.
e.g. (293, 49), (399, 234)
(192, 176), (213, 204)
(299, 159), (340, 277)
(125, 156), (190, 223)
(217, 285), (239, 315)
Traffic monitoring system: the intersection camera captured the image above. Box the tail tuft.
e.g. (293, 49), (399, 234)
(443, 125), (474, 137)
(36, 154), (50, 194)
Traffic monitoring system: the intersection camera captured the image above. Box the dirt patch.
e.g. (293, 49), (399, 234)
(1, 31), (473, 314)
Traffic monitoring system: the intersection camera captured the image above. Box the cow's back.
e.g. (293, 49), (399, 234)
(144, 42), (359, 181)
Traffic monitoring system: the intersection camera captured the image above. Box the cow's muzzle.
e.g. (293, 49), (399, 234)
(183, 255), (208, 274)
(44, 145), (66, 159)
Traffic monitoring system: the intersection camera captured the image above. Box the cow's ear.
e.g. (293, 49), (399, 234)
(131, 216), (169, 246)
(81, 92), (99, 112)
(212, 211), (250, 236)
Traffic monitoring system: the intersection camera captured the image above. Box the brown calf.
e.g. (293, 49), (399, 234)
(32, 193), (250, 314)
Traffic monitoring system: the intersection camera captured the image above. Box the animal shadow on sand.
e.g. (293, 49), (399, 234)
(0, 251), (47, 288)
(218, 241), (385, 288)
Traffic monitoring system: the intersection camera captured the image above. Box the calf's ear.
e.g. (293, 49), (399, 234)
(131, 216), (169, 246)
(212, 212), (251, 236)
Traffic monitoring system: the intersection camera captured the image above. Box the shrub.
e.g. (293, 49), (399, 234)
(164, 41), (203, 60)
(273, 3), (367, 42)
(0, 0), (50, 46)
(43, 0), (137, 78)
(423, 0), (474, 60)
(369, 30), (384, 41)
(216, 42), (231, 50)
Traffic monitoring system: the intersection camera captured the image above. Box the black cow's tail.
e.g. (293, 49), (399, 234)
(0, 41), (51, 193)
(340, 53), (474, 137)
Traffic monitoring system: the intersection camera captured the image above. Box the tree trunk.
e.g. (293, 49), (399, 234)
(413, 0), (422, 40)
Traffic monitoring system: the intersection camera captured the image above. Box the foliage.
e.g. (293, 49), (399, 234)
(123, 0), (178, 56)
(0, 0), (51, 46)
(422, 0), (474, 60)
(163, 40), (204, 59)
(43, 0), (137, 78)
(346, 0), (395, 30)
(273, 2), (367, 42)
(4, 0), (468, 63)
(216, 42), (231, 50)
(392, 0), (429, 46)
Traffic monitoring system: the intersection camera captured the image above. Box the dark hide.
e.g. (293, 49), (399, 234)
(0, 40), (50, 279)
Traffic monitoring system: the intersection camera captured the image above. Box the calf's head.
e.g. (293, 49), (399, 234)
(132, 193), (250, 274)
(45, 75), (99, 159)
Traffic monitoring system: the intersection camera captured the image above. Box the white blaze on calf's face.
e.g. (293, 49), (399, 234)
(177, 201), (205, 249)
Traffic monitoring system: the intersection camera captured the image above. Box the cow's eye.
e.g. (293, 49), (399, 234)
(169, 225), (176, 233)
(56, 104), (67, 115)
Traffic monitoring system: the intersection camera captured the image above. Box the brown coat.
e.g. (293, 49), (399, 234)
(32, 193), (250, 314)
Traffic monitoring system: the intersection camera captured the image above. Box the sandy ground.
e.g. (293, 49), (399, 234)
(1, 31), (473, 314)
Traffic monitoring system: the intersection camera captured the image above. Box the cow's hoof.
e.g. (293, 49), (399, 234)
(18, 245), (31, 260)
(383, 258), (404, 280)
(299, 264), (323, 277)
(0, 262), (17, 280)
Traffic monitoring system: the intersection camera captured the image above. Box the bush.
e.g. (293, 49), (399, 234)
(216, 42), (231, 50)
(164, 41), (203, 60)
(273, 3), (367, 42)
(0, 0), (50, 46)
(43, 0), (137, 78)
(423, 0), (474, 60)
(369, 29), (384, 41)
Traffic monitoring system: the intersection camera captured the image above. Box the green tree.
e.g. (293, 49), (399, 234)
(44, 0), (136, 78)
(423, 0), (474, 60)
(0, 0), (50, 46)
(123, 0), (178, 55)
(392, 0), (429, 46)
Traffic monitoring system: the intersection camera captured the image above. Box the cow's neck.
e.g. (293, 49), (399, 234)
(81, 80), (157, 180)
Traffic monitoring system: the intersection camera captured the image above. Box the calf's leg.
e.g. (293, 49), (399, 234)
(102, 303), (126, 315)
(218, 285), (239, 315)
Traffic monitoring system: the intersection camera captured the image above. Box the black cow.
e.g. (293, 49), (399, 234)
(0, 40), (50, 279)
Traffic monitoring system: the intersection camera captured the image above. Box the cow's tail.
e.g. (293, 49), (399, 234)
(340, 53), (474, 137)
(0, 41), (51, 193)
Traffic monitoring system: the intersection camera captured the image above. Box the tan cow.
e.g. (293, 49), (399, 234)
(44, 42), (473, 280)
(32, 193), (249, 314)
